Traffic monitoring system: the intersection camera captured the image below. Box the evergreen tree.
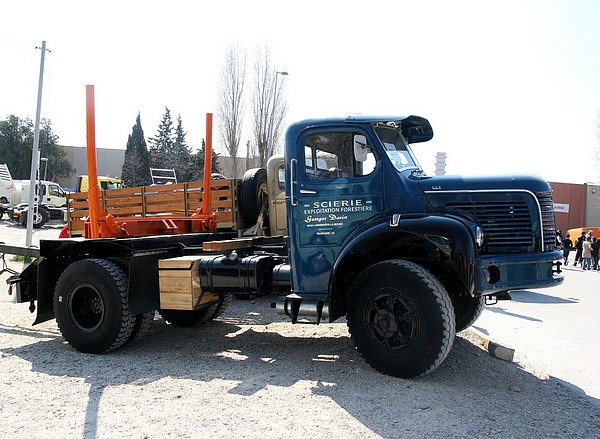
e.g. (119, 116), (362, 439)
(172, 114), (193, 182)
(148, 106), (175, 169)
(38, 119), (76, 181)
(188, 139), (221, 181)
(121, 113), (152, 187)
(0, 115), (74, 180)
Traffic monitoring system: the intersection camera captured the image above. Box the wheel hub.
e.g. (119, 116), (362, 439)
(368, 293), (416, 349)
(68, 285), (105, 333)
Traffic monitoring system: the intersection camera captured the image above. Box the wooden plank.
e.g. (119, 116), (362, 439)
(158, 255), (202, 269)
(66, 179), (241, 236)
(202, 238), (253, 251)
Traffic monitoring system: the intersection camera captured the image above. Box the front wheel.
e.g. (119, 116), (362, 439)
(347, 259), (455, 378)
(452, 294), (485, 332)
(54, 259), (135, 353)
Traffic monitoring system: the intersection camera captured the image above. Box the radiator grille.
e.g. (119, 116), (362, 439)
(443, 191), (557, 253)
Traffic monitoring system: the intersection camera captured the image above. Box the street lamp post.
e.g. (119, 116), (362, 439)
(41, 157), (48, 181)
(267, 71), (288, 160)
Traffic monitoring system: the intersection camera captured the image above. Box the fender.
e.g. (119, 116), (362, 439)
(328, 213), (477, 321)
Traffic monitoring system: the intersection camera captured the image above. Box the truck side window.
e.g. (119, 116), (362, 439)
(304, 132), (375, 179)
(48, 185), (64, 197)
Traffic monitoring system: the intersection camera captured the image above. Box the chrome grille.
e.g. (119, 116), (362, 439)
(444, 199), (533, 252)
(537, 191), (558, 252)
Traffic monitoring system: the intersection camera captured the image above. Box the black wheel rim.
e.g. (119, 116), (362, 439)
(365, 289), (418, 350)
(257, 181), (269, 208)
(67, 283), (105, 333)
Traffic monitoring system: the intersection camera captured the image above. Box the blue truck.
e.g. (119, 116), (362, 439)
(5, 114), (563, 378)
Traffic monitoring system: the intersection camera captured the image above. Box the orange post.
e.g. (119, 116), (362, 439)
(200, 113), (213, 216)
(86, 85), (100, 239)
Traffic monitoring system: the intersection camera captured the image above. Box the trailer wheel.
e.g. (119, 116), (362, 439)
(452, 294), (485, 333)
(20, 207), (49, 228)
(159, 294), (232, 327)
(54, 258), (135, 353)
(0, 196), (7, 204)
(347, 259), (455, 378)
(239, 168), (269, 225)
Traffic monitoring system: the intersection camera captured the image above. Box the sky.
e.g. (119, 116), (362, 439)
(1, 0), (600, 184)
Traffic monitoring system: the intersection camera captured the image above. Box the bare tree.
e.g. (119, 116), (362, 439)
(252, 44), (288, 168)
(217, 45), (246, 178)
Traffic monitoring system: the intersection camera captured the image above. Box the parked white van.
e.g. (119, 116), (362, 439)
(0, 163), (15, 204)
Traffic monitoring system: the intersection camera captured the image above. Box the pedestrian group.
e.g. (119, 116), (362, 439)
(558, 229), (600, 270)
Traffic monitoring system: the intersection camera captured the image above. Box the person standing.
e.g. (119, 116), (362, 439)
(582, 236), (593, 270)
(592, 236), (600, 270)
(574, 231), (586, 266)
(563, 233), (573, 265)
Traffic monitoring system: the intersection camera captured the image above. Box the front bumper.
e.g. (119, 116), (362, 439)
(476, 250), (563, 295)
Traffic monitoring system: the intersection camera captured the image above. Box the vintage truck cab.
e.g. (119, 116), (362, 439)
(279, 115), (562, 376)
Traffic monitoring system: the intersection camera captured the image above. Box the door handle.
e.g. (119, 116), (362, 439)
(300, 189), (316, 194)
(290, 159), (298, 206)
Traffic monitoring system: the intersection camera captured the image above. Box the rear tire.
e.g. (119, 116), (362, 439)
(54, 259), (135, 353)
(159, 294), (232, 327)
(124, 312), (155, 345)
(347, 259), (455, 378)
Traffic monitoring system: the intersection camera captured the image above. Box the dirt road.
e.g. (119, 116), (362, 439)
(0, 220), (598, 438)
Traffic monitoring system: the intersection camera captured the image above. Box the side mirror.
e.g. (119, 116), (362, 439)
(353, 135), (369, 162)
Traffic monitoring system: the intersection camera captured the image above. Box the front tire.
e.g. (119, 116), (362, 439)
(347, 259), (455, 378)
(452, 295), (485, 332)
(54, 259), (135, 353)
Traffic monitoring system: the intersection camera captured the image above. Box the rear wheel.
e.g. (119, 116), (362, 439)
(54, 259), (135, 353)
(452, 294), (485, 332)
(124, 312), (155, 345)
(159, 294), (232, 327)
(347, 259), (455, 378)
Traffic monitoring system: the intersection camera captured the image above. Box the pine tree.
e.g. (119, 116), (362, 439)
(149, 106), (175, 169)
(188, 139), (221, 181)
(121, 113), (152, 187)
(172, 114), (193, 182)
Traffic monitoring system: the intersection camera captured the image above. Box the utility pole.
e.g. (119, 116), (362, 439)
(25, 40), (50, 247)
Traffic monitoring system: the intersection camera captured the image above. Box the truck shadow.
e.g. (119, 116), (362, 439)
(506, 290), (579, 304)
(0, 301), (599, 437)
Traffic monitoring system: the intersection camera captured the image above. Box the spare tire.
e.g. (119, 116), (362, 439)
(239, 168), (269, 225)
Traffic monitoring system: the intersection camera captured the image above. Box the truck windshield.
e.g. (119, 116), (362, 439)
(374, 125), (421, 172)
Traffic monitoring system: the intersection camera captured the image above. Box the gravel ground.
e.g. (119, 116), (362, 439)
(0, 222), (599, 438)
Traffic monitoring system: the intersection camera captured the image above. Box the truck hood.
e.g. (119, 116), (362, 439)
(418, 174), (552, 194)
(418, 173), (556, 253)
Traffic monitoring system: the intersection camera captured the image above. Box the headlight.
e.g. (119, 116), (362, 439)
(475, 226), (485, 247)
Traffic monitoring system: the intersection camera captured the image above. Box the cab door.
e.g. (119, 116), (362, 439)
(288, 128), (383, 295)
